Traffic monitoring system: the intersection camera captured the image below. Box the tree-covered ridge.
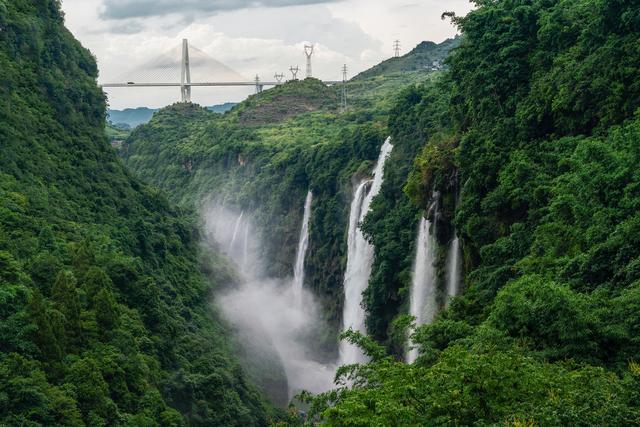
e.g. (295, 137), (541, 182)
(353, 37), (460, 80)
(0, 1), (269, 425)
(308, 0), (640, 424)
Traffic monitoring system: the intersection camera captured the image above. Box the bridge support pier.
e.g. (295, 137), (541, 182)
(181, 39), (191, 102)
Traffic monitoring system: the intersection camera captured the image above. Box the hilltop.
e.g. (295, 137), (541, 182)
(107, 102), (236, 128)
(354, 36), (461, 80)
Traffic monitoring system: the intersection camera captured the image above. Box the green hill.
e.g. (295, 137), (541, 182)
(107, 103), (237, 129)
(354, 37), (460, 80)
(0, 1), (270, 425)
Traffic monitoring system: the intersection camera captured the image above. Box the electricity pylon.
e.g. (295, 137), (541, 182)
(341, 64), (348, 112)
(290, 66), (300, 80)
(254, 75), (263, 93)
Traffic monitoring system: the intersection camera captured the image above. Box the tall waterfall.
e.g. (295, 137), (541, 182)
(204, 202), (336, 400)
(292, 191), (313, 307)
(340, 138), (393, 365)
(406, 216), (438, 363)
(445, 233), (461, 305)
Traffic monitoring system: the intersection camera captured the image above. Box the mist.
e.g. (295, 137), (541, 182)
(201, 202), (337, 400)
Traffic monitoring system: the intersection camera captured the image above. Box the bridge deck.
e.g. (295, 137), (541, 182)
(100, 81), (342, 88)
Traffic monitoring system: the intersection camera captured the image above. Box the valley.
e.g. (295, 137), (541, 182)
(3, 0), (640, 425)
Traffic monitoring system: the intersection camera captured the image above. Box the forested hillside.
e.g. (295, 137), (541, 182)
(308, 0), (640, 424)
(0, 1), (270, 425)
(107, 104), (237, 129)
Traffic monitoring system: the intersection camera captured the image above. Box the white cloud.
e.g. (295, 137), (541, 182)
(60, 0), (472, 109)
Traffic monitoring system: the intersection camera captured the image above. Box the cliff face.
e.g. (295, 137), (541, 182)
(0, 1), (269, 425)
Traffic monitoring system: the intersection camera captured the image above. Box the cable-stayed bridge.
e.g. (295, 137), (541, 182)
(100, 39), (343, 102)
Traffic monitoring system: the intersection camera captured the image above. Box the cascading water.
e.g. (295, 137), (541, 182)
(229, 211), (244, 255)
(406, 216), (438, 363)
(445, 233), (461, 305)
(292, 191), (313, 307)
(203, 201), (335, 402)
(340, 138), (393, 365)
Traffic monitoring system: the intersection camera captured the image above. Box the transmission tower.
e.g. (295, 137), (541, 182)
(304, 44), (314, 78)
(290, 66), (300, 81)
(181, 39), (192, 102)
(341, 64), (348, 112)
(393, 39), (401, 58)
(274, 73), (284, 83)
(254, 75), (263, 94)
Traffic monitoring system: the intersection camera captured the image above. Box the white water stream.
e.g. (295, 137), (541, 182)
(203, 201), (335, 400)
(406, 216), (438, 363)
(445, 233), (461, 306)
(339, 138), (393, 365)
(292, 191), (313, 307)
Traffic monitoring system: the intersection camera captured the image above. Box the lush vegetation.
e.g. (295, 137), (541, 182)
(107, 104), (237, 129)
(354, 37), (459, 80)
(0, 1), (271, 425)
(306, 0), (640, 424)
(121, 41), (452, 340)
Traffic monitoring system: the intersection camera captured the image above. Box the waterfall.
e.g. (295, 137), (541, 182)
(445, 233), (461, 306)
(242, 220), (250, 273)
(340, 137), (393, 365)
(406, 216), (438, 363)
(229, 211), (244, 252)
(292, 191), (313, 307)
(204, 203), (336, 401)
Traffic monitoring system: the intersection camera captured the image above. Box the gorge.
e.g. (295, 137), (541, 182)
(4, 0), (640, 425)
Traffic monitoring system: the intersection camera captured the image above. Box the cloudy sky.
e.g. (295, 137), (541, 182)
(60, 0), (473, 109)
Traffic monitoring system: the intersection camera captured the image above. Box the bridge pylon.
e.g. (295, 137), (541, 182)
(181, 39), (192, 102)
(304, 44), (314, 78)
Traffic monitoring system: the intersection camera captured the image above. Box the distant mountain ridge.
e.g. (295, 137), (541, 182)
(108, 102), (237, 128)
(354, 36), (461, 80)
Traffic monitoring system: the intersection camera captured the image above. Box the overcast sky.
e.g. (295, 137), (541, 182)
(60, 0), (473, 109)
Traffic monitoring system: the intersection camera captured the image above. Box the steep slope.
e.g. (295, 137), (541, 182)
(0, 1), (269, 425)
(307, 0), (640, 424)
(354, 37), (460, 80)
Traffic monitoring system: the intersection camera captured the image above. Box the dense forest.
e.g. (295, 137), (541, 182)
(308, 0), (640, 424)
(3, 0), (640, 425)
(0, 1), (271, 425)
